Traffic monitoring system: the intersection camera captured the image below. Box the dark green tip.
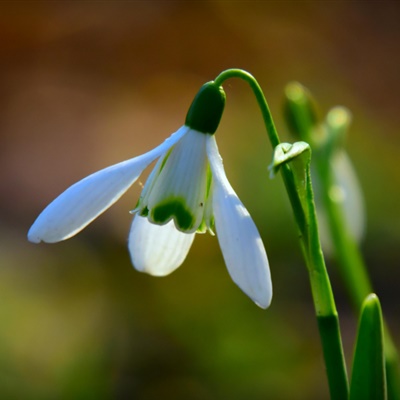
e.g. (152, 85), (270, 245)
(185, 82), (225, 134)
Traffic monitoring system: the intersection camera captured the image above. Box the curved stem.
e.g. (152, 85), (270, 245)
(214, 69), (349, 399)
(214, 69), (280, 148)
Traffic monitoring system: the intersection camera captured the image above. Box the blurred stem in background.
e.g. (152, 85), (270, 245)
(283, 82), (400, 400)
(214, 69), (349, 400)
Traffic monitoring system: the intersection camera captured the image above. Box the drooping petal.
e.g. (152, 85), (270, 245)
(128, 214), (195, 276)
(28, 127), (188, 243)
(206, 136), (272, 309)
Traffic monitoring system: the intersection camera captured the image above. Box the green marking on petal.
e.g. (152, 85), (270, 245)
(209, 215), (215, 232)
(152, 197), (195, 231)
(159, 148), (173, 172)
(196, 220), (207, 234)
(139, 206), (149, 217)
(205, 166), (212, 198)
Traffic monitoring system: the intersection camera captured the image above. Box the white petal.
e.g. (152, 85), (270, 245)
(128, 214), (195, 276)
(313, 150), (366, 255)
(147, 129), (209, 233)
(332, 150), (365, 242)
(207, 136), (272, 308)
(28, 127), (188, 243)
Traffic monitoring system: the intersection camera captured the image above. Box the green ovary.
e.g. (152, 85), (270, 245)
(151, 198), (196, 231)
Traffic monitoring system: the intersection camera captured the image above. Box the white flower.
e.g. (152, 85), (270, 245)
(28, 82), (272, 308)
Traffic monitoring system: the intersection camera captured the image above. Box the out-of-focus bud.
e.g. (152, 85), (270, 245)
(283, 82), (320, 146)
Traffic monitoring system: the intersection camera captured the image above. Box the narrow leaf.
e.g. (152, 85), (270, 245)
(350, 293), (386, 400)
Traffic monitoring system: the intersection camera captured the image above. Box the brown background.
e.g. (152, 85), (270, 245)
(1, 2), (400, 399)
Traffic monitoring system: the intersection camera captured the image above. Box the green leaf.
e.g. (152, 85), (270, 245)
(268, 141), (310, 179)
(350, 294), (387, 400)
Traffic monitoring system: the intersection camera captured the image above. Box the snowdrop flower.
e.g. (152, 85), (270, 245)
(28, 82), (272, 308)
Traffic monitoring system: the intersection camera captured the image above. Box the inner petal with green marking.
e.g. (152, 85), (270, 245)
(136, 129), (214, 234)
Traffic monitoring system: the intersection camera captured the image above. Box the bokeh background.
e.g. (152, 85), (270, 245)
(1, 2), (400, 399)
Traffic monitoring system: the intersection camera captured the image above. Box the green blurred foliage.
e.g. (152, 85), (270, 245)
(1, 2), (399, 399)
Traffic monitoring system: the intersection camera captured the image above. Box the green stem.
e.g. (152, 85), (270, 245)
(284, 83), (400, 399)
(214, 69), (280, 148)
(316, 154), (400, 400)
(316, 153), (372, 308)
(301, 159), (349, 400)
(214, 69), (349, 399)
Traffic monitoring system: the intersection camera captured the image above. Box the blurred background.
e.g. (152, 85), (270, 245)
(1, 2), (400, 399)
